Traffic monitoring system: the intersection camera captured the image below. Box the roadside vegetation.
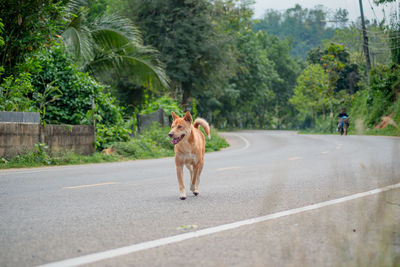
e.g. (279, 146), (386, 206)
(0, 125), (228, 169)
(0, 0), (399, 169)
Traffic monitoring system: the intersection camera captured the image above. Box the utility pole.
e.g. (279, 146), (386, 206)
(359, 0), (371, 74)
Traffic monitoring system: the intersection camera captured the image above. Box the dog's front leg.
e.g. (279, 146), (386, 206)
(175, 160), (186, 200)
(191, 161), (203, 196)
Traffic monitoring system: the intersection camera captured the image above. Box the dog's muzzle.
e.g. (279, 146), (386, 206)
(170, 133), (185, 145)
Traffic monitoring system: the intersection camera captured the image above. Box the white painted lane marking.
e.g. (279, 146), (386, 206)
(216, 166), (242, 171)
(288, 157), (302, 161)
(236, 134), (250, 151)
(38, 182), (400, 267)
(221, 133), (250, 151)
(63, 182), (118, 189)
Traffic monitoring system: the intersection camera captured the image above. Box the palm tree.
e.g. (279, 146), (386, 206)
(61, 1), (169, 91)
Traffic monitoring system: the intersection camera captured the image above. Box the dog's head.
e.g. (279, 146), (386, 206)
(168, 111), (192, 145)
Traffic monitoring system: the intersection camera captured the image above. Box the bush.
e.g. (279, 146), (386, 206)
(21, 45), (131, 150)
(95, 123), (131, 150)
(113, 123), (229, 159)
(24, 45), (123, 126)
(0, 72), (36, 111)
(350, 64), (400, 134)
(141, 95), (183, 117)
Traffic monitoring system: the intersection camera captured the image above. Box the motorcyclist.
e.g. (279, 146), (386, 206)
(337, 108), (349, 132)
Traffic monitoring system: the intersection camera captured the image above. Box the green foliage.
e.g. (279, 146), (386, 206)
(0, 73), (36, 111)
(111, 124), (229, 159)
(61, 4), (170, 91)
(290, 64), (329, 124)
(114, 0), (237, 109)
(0, 147), (121, 169)
(25, 45), (122, 126)
(253, 4), (335, 60)
(0, 0), (66, 76)
(351, 63), (400, 129)
(309, 43), (361, 95)
(1, 123), (229, 168)
(213, 29), (277, 128)
(323, 25), (392, 66)
(33, 81), (63, 123)
(0, 18), (4, 48)
(1, 143), (51, 167)
(140, 96), (183, 117)
(95, 123), (131, 150)
(19, 45), (130, 149)
(112, 124), (174, 159)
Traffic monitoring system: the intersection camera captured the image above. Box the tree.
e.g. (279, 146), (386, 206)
(61, 2), (169, 91)
(320, 44), (345, 118)
(308, 43), (360, 95)
(290, 64), (329, 126)
(221, 29), (277, 128)
(258, 32), (302, 128)
(111, 0), (235, 111)
(331, 8), (349, 29)
(253, 4), (335, 60)
(0, 0), (66, 77)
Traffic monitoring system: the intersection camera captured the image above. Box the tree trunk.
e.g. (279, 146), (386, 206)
(181, 88), (192, 112)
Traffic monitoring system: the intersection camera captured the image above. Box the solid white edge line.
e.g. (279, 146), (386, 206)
(219, 132), (250, 152)
(37, 182), (400, 267)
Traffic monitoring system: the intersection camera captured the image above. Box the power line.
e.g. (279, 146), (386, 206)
(368, 44), (400, 50)
(367, 0), (379, 21)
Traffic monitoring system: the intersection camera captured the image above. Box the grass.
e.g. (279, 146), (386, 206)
(0, 125), (229, 169)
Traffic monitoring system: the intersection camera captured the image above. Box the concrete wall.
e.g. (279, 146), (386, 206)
(40, 124), (95, 155)
(138, 109), (170, 132)
(0, 111), (40, 123)
(0, 123), (95, 158)
(0, 123), (40, 158)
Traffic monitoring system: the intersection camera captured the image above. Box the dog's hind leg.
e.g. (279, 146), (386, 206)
(176, 160), (186, 200)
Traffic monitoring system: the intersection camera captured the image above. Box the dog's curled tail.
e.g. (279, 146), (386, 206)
(194, 118), (211, 139)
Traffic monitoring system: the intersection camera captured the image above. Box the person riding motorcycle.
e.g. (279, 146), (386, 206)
(337, 108), (349, 133)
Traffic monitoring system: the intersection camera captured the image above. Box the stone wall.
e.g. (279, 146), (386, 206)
(0, 123), (95, 158)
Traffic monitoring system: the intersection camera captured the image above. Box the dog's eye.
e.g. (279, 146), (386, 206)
(178, 125), (182, 129)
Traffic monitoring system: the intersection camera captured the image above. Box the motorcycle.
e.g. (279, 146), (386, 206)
(338, 116), (349, 136)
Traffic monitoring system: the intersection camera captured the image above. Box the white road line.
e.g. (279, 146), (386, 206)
(235, 134), (250, 151)
(37, 182), (400, 267)
(221, 133), (250, 151)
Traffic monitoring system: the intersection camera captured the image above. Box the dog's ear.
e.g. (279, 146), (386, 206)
(184, 111), (192, 123)
(171, 111), (179, 121)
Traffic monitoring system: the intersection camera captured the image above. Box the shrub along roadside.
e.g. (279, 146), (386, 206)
(0, 125), (228, 169)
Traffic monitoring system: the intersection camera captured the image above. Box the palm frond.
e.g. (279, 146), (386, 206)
(86, 52), (170, 91)
(61, 7), (170, 90)
(61, 8), (93, 63)
(89, 14), (143, 44)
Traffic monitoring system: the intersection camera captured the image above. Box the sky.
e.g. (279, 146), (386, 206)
(252, 0), (399, 23)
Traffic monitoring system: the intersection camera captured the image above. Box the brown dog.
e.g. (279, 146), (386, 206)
(169, 111), (210, 200)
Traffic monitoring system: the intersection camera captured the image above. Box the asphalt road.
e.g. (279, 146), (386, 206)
(1, 131), (400, 267)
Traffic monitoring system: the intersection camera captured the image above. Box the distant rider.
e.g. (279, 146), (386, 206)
(337, 108), (349, 132)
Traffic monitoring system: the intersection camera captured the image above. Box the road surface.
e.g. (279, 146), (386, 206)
(1, 131), (400, 266)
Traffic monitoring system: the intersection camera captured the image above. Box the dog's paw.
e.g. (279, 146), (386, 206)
(190, 184), (196, 192)
(193, 190), (199, 196)
(179, 192), (187, 200)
